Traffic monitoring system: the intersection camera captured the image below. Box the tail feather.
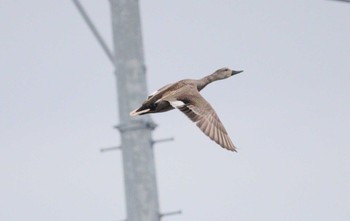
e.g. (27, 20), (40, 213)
(130, 107), (151, 116)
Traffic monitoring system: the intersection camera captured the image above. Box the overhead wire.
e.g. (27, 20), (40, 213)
(71, 0), (116, 67)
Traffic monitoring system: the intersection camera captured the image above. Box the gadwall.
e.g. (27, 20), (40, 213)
(130, 67), (243, 151)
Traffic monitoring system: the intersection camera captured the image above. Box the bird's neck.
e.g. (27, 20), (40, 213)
(197, 74), (217, 91)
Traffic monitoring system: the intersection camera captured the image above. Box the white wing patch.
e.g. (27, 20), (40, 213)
(169, 100), (185, 108)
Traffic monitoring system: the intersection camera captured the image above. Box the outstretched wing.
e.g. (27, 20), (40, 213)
(169, 88), (236, 151)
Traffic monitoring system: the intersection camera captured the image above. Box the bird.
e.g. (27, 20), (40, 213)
(130, 67), (243, 151)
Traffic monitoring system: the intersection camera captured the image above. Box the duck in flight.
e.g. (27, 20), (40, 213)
(130, 67), (243, 151)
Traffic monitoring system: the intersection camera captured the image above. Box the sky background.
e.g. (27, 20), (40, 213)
(1, 0), (350, 221)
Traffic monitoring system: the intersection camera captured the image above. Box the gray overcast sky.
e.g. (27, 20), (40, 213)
(1, 0), (349, 221)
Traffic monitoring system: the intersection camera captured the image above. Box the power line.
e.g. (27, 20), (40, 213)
(328, 0), (350, 3)
(71, 0), (115, 67)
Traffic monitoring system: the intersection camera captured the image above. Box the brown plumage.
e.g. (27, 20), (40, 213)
(130, 67), (243, 151)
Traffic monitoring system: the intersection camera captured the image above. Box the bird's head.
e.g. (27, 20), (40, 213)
(213, 67), (243, 80)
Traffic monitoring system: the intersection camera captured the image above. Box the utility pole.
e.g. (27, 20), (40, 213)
(109, 1), (160, 221)
(73, 0), (180, 220)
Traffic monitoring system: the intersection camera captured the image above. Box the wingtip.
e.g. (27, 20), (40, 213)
(221, 138), (237, 152)
(229, 144), (238, 152)
(224, 145), (237, 152)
